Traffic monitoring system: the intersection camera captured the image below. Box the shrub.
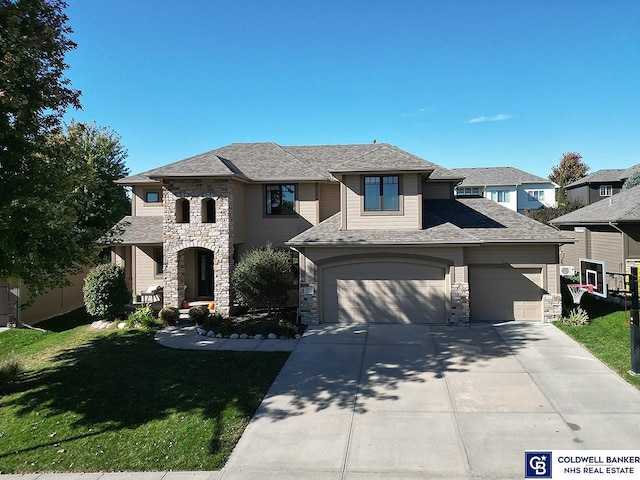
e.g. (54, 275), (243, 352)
(561, 307), (590, 327)
(202, 311), (231, 334)
(0, 356), (23, 393)
(158, 306), (180, 326)
(84, 263), (131, 320)
(231, 243), (292, 313)
(189, 305), (210, 325)
(126, 304), (157, 329)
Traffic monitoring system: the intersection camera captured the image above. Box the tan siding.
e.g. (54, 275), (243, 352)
(233, 181), (246, 244)
(559, 229), (585, 270)
(241, 184), (316, 250)
(590, 230), (624, 273)
(319, 182), (340, 221)
(132, 185), (164, 217)
(423, 182), (454, 200)
(465, 245), (557, 265)
(134, 247), (161, 296)
(297, 183), (318, 225)
(20, 269), (89, 324)
(303, 246), (464, 265)
(345, 174), (421, 230)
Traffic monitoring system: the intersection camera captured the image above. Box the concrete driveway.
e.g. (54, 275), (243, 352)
(220, 322), (640, 479)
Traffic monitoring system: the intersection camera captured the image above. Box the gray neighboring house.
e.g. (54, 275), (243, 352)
(449, 166), (557, 214)
(551, 185), (640, 283)
(564, 169), (626, 206)
(111, 142), (569, 324)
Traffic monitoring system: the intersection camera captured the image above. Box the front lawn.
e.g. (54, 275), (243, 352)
(0, 310), (289, 473)
(555, 308), (640, 390)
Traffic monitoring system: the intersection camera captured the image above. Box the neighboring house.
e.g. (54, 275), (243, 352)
(449, 167), (557, 214)
(551, 185), (640, 287)
(111, 142), (568, 324)
(564, 169), (626, 206)
(0, 271), (87, 327)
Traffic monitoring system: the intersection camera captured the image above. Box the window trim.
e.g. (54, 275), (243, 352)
(264, 184), (298, 217)
(456, 186), (479, 196)
(144, 190), (161, 204)
(527, 190), (545, 202)
(202, 198), (216, 223)
(361, 175), (403, 215)
(490, 190), (511, 203)
(599, 185), (613, 197)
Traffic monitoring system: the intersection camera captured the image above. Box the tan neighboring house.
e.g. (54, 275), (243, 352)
(111, 142), (569, 324)
(552, 185), (640, 284)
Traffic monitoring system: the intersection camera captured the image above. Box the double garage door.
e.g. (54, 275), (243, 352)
(469, 265), (544, 321)
(322, 261), (447, 324)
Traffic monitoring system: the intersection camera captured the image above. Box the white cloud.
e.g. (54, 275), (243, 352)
(466, 113), (512, 123)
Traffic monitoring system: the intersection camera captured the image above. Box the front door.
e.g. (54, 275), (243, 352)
(197, 250), (214, 298)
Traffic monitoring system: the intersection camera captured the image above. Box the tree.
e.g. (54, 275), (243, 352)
(0, 2), (130, 305)
(549, 152), (589, 203)
(623, 170), (640, 190)
(231, 244), (293, 313)
(83, 263), (131, 320)
(526, 198), (584, 225)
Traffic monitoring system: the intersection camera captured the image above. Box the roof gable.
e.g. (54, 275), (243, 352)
(565, 169), (626, 188)
(552, 185), (640, 225)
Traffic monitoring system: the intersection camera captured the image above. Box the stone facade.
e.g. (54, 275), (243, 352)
(450, 282), (470, 325)
(162, 179), (233, 315)
(543, 293), (562, 323)
(299, 282), (319, 325)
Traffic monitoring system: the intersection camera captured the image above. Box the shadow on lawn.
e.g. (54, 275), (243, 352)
(2, 329), (288, 457)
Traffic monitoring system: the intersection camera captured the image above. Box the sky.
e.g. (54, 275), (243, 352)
(62, 0), (640, 179)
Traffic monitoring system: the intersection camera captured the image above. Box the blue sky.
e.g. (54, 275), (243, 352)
(63, 0), (640, 178)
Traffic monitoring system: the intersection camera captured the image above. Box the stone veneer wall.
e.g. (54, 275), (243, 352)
(450, 282), (470, 325)
(543, 293), (562, 323)
(162, 179), (233, 315)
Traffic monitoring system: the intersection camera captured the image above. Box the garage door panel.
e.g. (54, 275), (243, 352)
(469, 266), (542, 322)
(323, 261), (447, 324)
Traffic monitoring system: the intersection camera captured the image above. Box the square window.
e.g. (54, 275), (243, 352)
(266, 185), (296, 215)
(528, 190), (545, 201)
(364, 175), (399, 211)
(145, 191), (161, 203)
(600, 185), (612, 197)
(490, 191), (510, 203)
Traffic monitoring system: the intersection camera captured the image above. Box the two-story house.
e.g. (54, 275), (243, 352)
(112, 143), (568, 324)
(449, 167), (557, 214)
(564, 169), (626, 206)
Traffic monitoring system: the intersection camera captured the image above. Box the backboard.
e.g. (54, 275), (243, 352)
(579, 258), (607, 298)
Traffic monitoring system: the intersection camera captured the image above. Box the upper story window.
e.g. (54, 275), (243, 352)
(153, 248), (163, 276)
(600, 185), (613, 197)
(490, 191), (510, 203)
(456, 187), (479, 196)
(202, 198), (216, 223)
(527, 190), (545, 201)
(176, 198), (190, 223)
(266, 184), (296, 215)
(145, 191), (161, 203)
(364, 175), (399, 211)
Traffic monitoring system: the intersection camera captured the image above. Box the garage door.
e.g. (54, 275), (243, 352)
(469, 265), (543, 321)
(322, 261), (446, 323)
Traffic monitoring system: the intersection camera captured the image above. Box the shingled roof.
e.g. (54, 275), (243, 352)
(288, 197), (568, 246)
(450, 166), (553, 187)
(118, 142), (458, 184)
(551, 185), (640, 225)
(565, 169), (626, 188)
(108, 216), (163, 245)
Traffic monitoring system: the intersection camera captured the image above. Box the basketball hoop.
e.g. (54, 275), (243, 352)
(568, 284), (594, 304)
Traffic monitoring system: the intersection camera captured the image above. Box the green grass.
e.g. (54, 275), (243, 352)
(0, 311), (289, 474)
(555, 307), (640, 390)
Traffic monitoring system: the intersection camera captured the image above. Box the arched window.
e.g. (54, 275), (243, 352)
(202, 198), (215, 223)
(176, 198), (190, 223)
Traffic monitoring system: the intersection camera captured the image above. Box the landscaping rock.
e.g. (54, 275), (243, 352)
(207, 331), (215, 337)
(240, 333), (249, 339)
(196, 327), (207, 336)
(254, 334), (264, 340)
(216, 333), (223, 338)
(229, 333), (240, 339)
(117, 322), (126, 330)
(268, 333), (278, 340)
(280, 335), (288, 340)
(91, 320), (112, 330)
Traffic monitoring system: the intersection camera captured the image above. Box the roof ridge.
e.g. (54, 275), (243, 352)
(278, 144), (332, 179)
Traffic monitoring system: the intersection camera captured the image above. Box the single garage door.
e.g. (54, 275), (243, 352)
(322, 261), (447, 323)
(469, 265), (543, 321)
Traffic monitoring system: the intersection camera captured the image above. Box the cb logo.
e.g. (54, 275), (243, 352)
(525, 451), (552, 478)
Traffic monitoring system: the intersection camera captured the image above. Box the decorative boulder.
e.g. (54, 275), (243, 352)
(268, 333), (278, 340)
(240, 333), (249, 339)
(230, 333), (240, 339)
(216, 333), (223, 338)
(196, 327), (207, 336)
(207, 331), (215, 337)
(254, 334), (264, 340)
